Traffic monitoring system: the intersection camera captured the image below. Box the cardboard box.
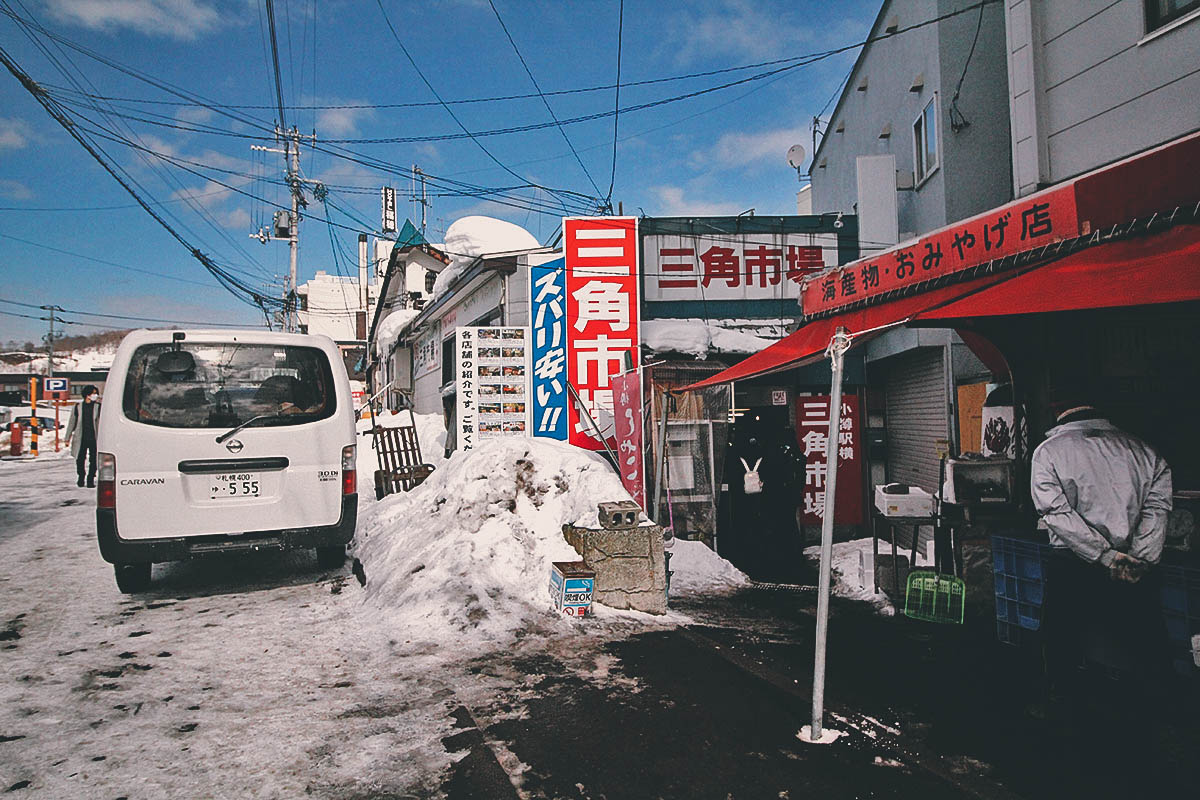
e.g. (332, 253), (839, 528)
(549, 561), (595, 617)
(874, 485), (934, 518)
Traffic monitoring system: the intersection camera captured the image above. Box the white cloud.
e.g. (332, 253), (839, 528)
(0, 179), (33, 200)
(175, 106), (215, 126)
(43, 0), (224, 40)
(316, 104), (375, 138)
(658, 0), (818, 64)
(649, 186), (741, 217)
(695, 125), (810, 171)
(0, 118), (33, 150)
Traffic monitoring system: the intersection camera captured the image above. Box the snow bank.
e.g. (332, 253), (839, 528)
(803, 537), (932, 616)
(354, 437), (639, 652)
(641, 318), (778, 357)
(374, 308), (420, 358)
(432, 216), (539, 298)
(667, 539), (749, 596)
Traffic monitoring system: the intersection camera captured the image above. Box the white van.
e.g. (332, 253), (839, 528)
(96, 329), (357, 593)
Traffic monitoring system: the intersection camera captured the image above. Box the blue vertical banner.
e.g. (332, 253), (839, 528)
(530, 257), (569, 440)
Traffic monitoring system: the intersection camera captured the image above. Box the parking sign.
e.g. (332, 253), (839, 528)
(43, 377), (69, 395)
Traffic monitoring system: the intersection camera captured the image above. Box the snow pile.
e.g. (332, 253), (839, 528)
(432, 216), (540, 298)
(641, 318), (778, 357)
(354, 437), (637, 651)
(0, 344), (117, 374)
(803, 537), (932, 616)
(666, 539), (749, 596)
(374, 308), (420, 358)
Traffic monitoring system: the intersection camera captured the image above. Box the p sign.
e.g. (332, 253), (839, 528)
(43, 377), (69, 400)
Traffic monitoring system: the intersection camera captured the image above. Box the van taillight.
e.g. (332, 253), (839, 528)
(98, 452), (116, 508)
(341, 445), (356, 495)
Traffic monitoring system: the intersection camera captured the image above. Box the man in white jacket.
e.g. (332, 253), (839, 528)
(1031, 398), (1173, 698)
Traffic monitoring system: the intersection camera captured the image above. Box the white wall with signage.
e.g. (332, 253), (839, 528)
(642, 232), (838, 303)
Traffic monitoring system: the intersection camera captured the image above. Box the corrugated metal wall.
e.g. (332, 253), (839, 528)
(884, 348), (948, 492)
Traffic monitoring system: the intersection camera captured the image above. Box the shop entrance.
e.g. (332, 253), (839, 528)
(720, 405), (812, 584)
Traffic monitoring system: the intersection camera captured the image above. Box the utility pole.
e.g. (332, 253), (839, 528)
(251, 127), (313, 332)
(412, 165), (430, 236)
(40, 304), (63, 377)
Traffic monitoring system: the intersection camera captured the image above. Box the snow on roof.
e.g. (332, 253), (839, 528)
(641, 318), (780, 358)
(431, 216), (539, 299)
(374, 308), (421, 356)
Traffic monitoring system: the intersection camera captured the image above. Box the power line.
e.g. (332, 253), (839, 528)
(606, 0), (625, 209)
(487, 0), (602, 199)
(373, 0), (604, 214)
(0, 43), (281, 313)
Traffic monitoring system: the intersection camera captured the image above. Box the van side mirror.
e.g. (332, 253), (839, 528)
(154, 349), (195, 375)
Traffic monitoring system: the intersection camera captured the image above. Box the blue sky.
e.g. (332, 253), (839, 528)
(0, 0), (874, 343)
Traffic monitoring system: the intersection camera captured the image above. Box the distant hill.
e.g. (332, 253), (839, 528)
(1, 329), (133, 374)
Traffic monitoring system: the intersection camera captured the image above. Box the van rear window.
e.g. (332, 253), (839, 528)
(122, 343), (336, 429)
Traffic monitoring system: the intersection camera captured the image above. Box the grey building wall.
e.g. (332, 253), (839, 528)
(812, 0), (1012, 239)
(1007, 0), (1200, 196)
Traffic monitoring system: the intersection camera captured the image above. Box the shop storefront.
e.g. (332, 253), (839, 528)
(684, 131), (1200, 667)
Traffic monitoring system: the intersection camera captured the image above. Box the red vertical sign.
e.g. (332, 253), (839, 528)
(564, 217), (640, 451)
(796, 395), (862, 525)
(610, 371), (646, 508)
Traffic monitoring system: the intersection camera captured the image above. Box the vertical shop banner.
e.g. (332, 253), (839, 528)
(564, 217), (641, 451)
(610, 371), (646, 508)
(529, 257), (568, 440)
(456, 326), (531, 451)
(796, 395), (863, 526)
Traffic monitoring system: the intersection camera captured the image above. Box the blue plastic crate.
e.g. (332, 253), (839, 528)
(992, 536), (1053, 638)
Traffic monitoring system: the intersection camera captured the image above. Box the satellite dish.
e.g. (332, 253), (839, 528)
(786, 144), (806, 170)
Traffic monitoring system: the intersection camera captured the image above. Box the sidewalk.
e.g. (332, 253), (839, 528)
(444, 586), (1199, 799)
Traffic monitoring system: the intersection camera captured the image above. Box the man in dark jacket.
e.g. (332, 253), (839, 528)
(64, 385), (101, 487)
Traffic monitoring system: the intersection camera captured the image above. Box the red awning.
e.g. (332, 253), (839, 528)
(684, 273), (1011, 390)
(916, 223), (1200, 321)
(684, 224), (1200, 391)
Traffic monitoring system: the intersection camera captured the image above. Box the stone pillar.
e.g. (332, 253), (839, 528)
(563, 524), (667, 615)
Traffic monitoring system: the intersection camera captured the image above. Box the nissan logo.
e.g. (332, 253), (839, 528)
(225, 438), (244, 454)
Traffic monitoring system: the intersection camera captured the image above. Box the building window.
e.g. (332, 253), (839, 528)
(1146, 0), (1200, 31)
(913, 94), (939, 186)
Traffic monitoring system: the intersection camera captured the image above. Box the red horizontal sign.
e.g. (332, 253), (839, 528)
(801, 184), (1079, 315)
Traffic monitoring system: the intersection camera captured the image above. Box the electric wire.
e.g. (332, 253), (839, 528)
(487, 0), (603, 199)
(606, 0), (624, 209)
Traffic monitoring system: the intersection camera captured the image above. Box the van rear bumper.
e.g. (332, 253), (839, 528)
(96, 495), (357, 564)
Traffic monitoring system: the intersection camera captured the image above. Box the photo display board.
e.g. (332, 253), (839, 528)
(456, 326), (531, 451)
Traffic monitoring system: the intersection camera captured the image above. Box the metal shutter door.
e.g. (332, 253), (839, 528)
(884, 349), (947, 492)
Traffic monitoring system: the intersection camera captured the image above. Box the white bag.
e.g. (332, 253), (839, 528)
(740, 457), (763, 495)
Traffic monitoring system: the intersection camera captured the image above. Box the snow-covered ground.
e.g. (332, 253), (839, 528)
(804, 537), (933, 616)
(0, 412), (756, 796)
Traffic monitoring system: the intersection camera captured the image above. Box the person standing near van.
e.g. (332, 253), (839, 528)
(65, 385), (101, 487)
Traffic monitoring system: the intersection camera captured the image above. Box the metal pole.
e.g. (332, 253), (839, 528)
(652, 390), (671, 525)
(810, 326), (852, 741)
(288, 129), (300, 333)
(566, 382), (621, 471)
(29, 377), (38, 457)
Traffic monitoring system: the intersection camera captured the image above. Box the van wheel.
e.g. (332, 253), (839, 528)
(316, 546), (345, 569)
(114, 563), (152, 594)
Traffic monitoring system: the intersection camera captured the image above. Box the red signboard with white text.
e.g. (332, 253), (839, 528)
(564, 217), (641, 451)
(801, 184), (1079, 315)
(610, 370), (646, 507)
(796, 395), (862, 526)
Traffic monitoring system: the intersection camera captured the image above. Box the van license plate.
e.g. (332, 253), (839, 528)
(210, 473), (261, 499)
